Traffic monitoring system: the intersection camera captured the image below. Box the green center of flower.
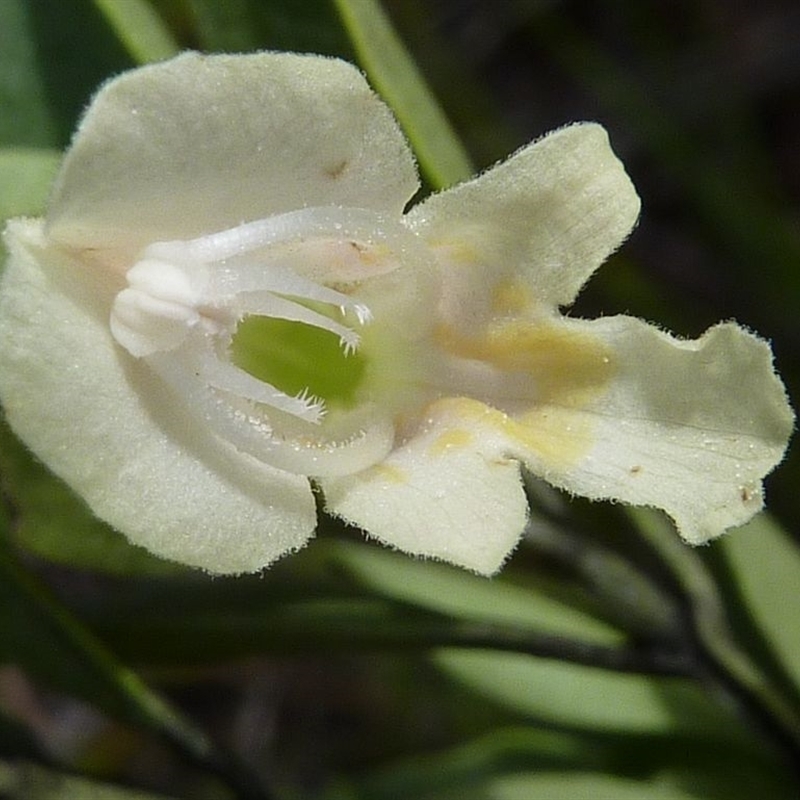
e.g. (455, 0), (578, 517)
(230, 314), (367, 410)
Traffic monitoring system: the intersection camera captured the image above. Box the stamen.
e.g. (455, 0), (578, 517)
(209, 260), (371, 340)
(147, 339), (395, 477)
(112, 206), (428, 475)
(197, 346), (326, 423)
(233, 290), (363, 357)
(143, 207), (403, 268)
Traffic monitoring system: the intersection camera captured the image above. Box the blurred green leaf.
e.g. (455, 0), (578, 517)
(435, 649), (754, 742)
(93, 597), (447, 665)
(332, 0), (474, 189)
(0, 148), (60, 221)
(0, 416), (183, 576)
(184, 0), (260, 51)
(0, 760), (178, 799)
(486, 764), (794, 800)
(353, 726), (593, 800)
(330, 541), (624, 645)
(92, 0), (180, 64)
(350, 722), (793, 800)
(0, 545), (267, 799)
(184, 0), (352, 56)
(629, 507), (800, 751)
(0, 0), (60, 147)
(0, 543), (172, 732)
(7, 0), (133, 148)
(89, 591), (635, 671)
(719, 513), (800, 697)
(486, 772), (713, 800)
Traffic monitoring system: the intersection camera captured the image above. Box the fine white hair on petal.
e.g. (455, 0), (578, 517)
(0, 51), (792, 578)
(0, 219), (318, 574)
(405, 122), (641, 323)
(45, 52), (420, 261)
(323, 401), (530, 576)
(103, 204), (432, 479)
(506, 316), (794, 545)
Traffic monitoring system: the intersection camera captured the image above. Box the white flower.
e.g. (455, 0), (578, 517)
(0, 52), (792, 574)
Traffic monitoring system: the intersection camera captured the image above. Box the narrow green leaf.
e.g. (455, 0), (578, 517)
(89, 594), (635, 670)
(91, 0), (180, 64)
(351, 724), (792, 800)
(435, 649), (755, 742)
(487, 772), (710, 800)
(93, 598), (444, 665)
(184, 0), (260, 51)
(2, 0), (133, 149)
(351, 727), (588, 800)
(488, 762), (793, 800)
(331, 0), (474, 189)
(0, 548), (197, 747)
(718, 513), (800, 696)
(0, 548), (268, 799)
(0, 148), (61, 221)
(330, 541), (624, 645)
(0, 0), (60, 147)
(629, 507), (800, 750)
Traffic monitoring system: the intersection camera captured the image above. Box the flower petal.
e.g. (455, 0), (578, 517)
(0, 220), (317, 574)
(511, 316), (793, 543)
(322, 402), (529, 575)
(47, 51), (419, 262)
(404, 123), (640, 323)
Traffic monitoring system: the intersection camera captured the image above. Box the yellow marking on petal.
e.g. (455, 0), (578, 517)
(511, 406), (594, 467)
(429, 237), (482, 266)
(433, 398), (595, 470)
(491, 280), (535, 315)
(435, 319), (615, 407)
(429, 428), (474, 456)
(371, 463), (407, 484)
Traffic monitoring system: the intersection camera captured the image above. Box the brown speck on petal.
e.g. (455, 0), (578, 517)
(325, 159), (349, 179)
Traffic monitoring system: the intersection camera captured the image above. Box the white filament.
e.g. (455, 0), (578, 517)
(109, 206), (419, 476)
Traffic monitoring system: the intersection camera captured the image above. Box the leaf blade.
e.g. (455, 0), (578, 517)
(91, 0), (180, 64)
(332, 0), (474, 189)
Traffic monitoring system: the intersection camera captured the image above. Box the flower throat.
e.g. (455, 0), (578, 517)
(107, 206), (427, 476)
(230, 311), (367, 412)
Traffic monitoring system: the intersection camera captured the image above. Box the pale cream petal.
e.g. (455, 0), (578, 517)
(47, 51), (419, 263)
(0, 219), (317, 574)
(509, 316), (794, 543)
(322, 401), (529, 575)
(404, 123), (640, 324)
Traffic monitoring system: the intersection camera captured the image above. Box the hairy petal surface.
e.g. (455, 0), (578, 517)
(47, 51), (419, 264)
(515, 316), (794, 542)
(322, 400), (529, 575)
(404, 123), (641, 326)
(0, 47), (791, 577)
(0, 220), (317, 573)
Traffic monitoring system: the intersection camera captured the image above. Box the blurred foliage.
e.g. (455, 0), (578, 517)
(1, 0), (799, 798)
